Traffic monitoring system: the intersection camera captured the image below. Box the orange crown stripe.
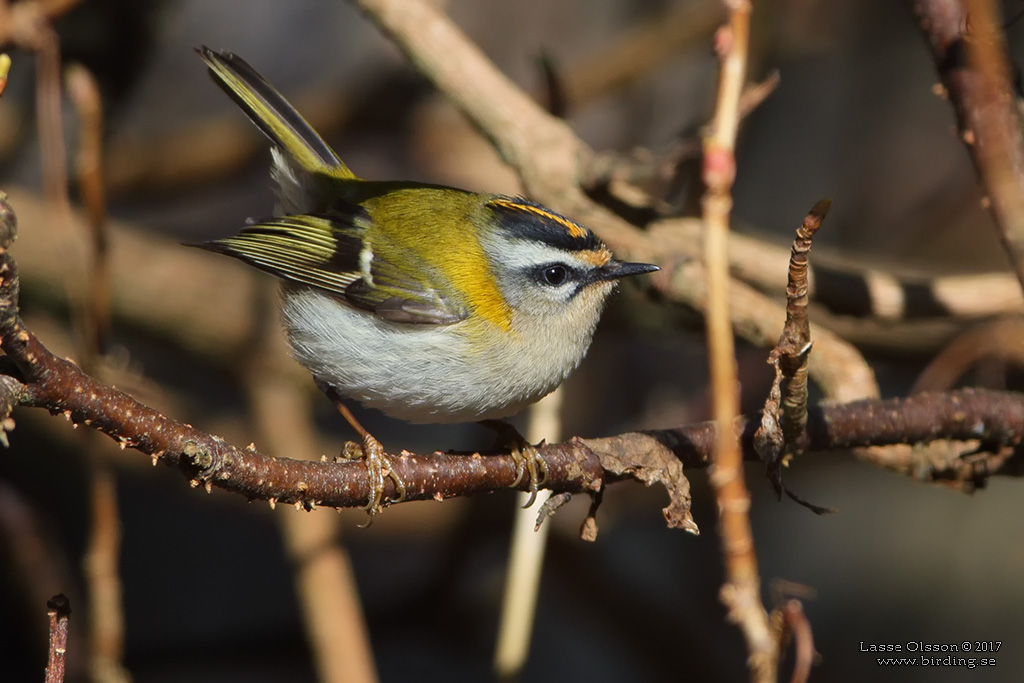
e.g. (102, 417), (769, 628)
(491, 198), (589, 240)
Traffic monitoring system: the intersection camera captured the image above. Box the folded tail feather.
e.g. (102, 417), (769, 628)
(197, 46), (355, 180)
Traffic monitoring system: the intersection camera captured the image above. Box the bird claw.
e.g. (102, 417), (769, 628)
(481, 420), (547, 508)
(342, 433), (406, 523)
(510, 442), (548, 508)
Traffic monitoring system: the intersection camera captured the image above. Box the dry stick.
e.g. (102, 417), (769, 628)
(755, 201), (830, 503)
(649, 215), (1023, 331)
(44, 594), (71, 683)
(0, 204), (1019, 520)
(358, 2), (874, 400)
(963, 0), (1024, 289)
(565, 0), (725, 107)
(351, 1), (879, 408)
(350, 0), (645, 255)
(701, 3), (775, 681)
(780, 601), (814, 683)
(66, 65), (111, 355)
(912, 318), (1024, 392)
(909, 0), (1024, 291)
(1, 213), (1018, 511)
(772, 203), (825, 451)
(64, 64), (130, 683)
(584, 71), (781, 211)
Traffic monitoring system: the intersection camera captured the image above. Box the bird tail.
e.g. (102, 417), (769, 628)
(197, 46), (355, 180)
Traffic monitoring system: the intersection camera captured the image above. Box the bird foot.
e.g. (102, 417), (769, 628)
(480, 420), (547, 508)
(341, 433), (406, 522)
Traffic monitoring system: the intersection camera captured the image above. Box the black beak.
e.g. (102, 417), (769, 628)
(595, 260), (660, 282)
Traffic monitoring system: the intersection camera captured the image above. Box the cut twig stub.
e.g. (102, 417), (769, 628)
(581, 433), (698, 534)
(535, 491), (573, 531)
(757, 200), (831, 497)
(45, 594), (71, 683)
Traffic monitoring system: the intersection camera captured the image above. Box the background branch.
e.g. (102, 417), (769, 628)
(909, 0), (1024, 291)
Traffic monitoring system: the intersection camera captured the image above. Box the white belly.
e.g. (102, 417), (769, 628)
(281, 288), (593, 423)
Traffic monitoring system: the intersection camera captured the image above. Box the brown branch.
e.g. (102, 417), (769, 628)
(66, 64), (111, 356)
(0, 193), (606, 510)
(0, 167), (1019, 550)
(913, 317), (1024, 392)
(700, 3), (776, 680)
(1, 246), (1021, 514)
(773, 201), (827, 449)
(561, 0), (725, 108)
(756, 201), (830, 505)
(63, 64), (131, 683)
(352, 0), (588, 204)
(649, 216), (1024, 342)
(909, 0), (1024, 291)
(44, 594), (71, 683)
(781, 600), (815, 683)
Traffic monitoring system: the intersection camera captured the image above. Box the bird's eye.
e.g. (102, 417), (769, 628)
(542, 264), (569, 286)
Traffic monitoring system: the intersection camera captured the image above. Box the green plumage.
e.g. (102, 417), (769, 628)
(188, 46), (658, 440)
(192, 47), (621, 331)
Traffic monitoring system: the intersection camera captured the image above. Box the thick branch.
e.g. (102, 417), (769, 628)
(910, 0), (1024, 290)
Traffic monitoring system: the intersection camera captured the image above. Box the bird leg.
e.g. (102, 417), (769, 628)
(480, 420), (548, 508)
(320, 384), (405, 520)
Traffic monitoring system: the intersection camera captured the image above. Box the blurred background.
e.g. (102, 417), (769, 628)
(1, 0), (1023, 681)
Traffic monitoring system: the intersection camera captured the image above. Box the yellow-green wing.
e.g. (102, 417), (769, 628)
(195, 213), (467, 325)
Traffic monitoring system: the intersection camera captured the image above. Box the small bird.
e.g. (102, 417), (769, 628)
(193, 47), (658, 516)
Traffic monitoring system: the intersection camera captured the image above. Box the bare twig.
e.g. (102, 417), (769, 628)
(781, 601), (815, 683)
(700, 3), (775, 680)
(0, 157), (1018, 538)
(909, 0), (1024, 291)
(772, 201), (827, 450)
(562, 0), (725, 108)
(352, 0), (587, 204)
(63, 63), (131, 683)
(44, 594), (71, 683)
(756, 201), (830, 501)
(82, 466), (126, 683)
(650, 216), (1024, 336)
(66, 64), (111, 355)
(913, 318), (1024, 392)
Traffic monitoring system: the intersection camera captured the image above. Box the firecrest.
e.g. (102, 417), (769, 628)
(193, 47), (658, 515)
